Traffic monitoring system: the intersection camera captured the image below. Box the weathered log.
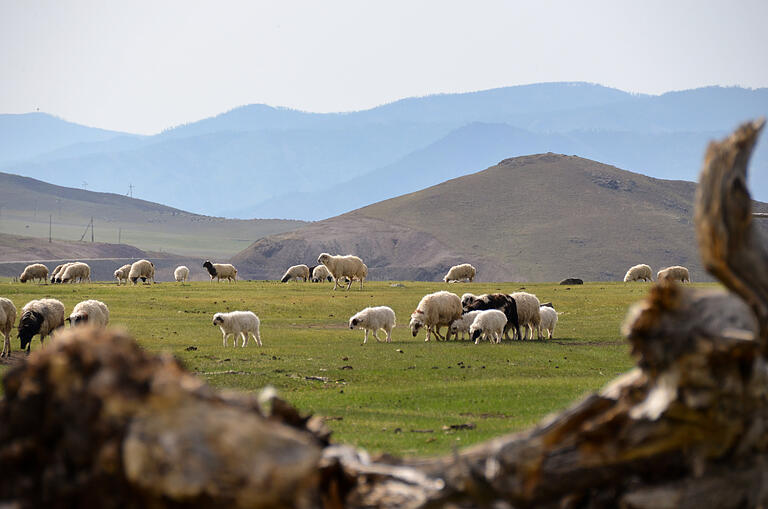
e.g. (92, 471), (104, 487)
(1, 120), (767, 508)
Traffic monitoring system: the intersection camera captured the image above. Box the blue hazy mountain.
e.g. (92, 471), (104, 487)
(0, 112), (142, 165)
(2, 83), (766, 219)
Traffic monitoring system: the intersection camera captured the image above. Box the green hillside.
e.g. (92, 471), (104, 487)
(0, 171), (306, 258)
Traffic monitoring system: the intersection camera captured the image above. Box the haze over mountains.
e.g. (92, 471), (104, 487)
(2, 83), (767, 220)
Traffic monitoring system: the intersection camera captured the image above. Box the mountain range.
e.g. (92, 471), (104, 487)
(2, 83), (766, 220)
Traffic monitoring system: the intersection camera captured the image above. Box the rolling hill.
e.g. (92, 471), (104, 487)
(231, 153), (768, 282)
(4, 83), (767, 219)
(0, 171), (306, 258)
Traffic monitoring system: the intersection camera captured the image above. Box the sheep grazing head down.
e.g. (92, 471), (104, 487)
(203, 261), (217, 277)
(409, 311), (425, 337)
(470, 327), (483, 343)
(18, 310), (43, 352)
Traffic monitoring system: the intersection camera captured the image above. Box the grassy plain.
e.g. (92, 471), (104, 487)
(0, 280), (704, 456)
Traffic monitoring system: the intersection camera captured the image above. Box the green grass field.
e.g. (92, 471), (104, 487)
(0, 280), (707, 456)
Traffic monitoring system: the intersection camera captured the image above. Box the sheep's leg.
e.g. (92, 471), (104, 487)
(256, 330), (262, 347)
(241, 332), (248, 347)
(222, 332), (228, 347)
(433, 326), (446, 341)
(332, 277), (339, 291)
(346, 277), (353, 291)
(385, 328), (392, 343)
(359, 278), (364, 290)
(372, 330), (383, 343)
(1, 333), (8, 357)
(363, 330), (369, 344)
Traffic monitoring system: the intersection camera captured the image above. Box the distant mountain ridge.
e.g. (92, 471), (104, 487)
(3, 83), (767, 219)
(230, 153), (768, 282)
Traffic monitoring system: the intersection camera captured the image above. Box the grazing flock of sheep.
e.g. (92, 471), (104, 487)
(0, 255), (690, 357)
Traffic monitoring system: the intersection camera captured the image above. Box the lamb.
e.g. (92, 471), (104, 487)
(17, 298), (65, 354)
(212, 311), (261, 347)
(19, 263), (49, 284)
(60, 262), (91, 284)
(0, 298), (17, 358)
(510, 292), (542, 340)
(317, 253), (368, 290)
(463, 293), (521, 341)
(311, 265), (333, 283)
(114, 264), (132, 285)
(203, 260), (237, 283)
(409, 291), (462, 342)
(51, 262), (73, 283)
(67, 300), (109, 328)
(348, 306), (396, 344)
(280, 264), (310, 283)
(539, 305), (558, 339)
(469, 309), (508, 345)
(129, 259), (155, 284)
(448, 310), (483, 340)
(443, 263), (476, 283)
(657, 265), (691, 283)
(623, 264), (653, 282)
(174, 265), (190, 283)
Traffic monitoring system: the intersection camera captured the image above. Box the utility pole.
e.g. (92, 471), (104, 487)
(128, 184), (134, 198)
(91, 216), (94, 243)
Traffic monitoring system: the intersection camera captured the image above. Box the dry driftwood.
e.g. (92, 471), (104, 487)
(0, 120), (766, 508)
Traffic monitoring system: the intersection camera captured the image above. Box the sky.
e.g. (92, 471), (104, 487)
(2, 0), (767, 135)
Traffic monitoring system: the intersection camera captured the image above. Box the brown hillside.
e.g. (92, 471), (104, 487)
(231, 154), (768, 282)
(0, 232), (147, 262)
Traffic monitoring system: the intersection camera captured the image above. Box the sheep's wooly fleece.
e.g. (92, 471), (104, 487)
(18, 298), (66, 352)
(410, 291), (462, 341)
(469, 309), (507, 344)
(61, 262), (91, 283)
(657, 265), (690, 283)
(539, 306), (558, 339)
(20, 263), (49, 283)
(129, 260), (154, 284)
(317, 253), (368, 290)
(69, 300), (110, 328)
(624, 264), (653, 282)
(443, 263), (476, 282)
(510, 292), (542, 340)
(213, 311), (261, 347)
(349, 306), (396, 343)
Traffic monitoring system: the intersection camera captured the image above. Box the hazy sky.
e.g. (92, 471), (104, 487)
(2, 0), (767, 135)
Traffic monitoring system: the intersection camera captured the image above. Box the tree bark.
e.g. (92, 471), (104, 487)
(1, 120), (767, 508)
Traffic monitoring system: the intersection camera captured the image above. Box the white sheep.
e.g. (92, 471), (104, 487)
(174, 265), (190, 283)
(448, 310), (483, 340)
(510, 292), (542, 340)
(0, 297), (17, 358)
(280, 264), (310, 283)
(52, 262), (74, 283)
(129, 259), (155, 284)
(443, 263), (476, 283)
(212, 311), (261, 347)
(50, 263), (66, 283)
(60, 262), (91, 284)
(114, 264), (132, 285)
(624, 264), (653, 282)
(469, 309), (508, 345)
(539, 305), (558, 339)
(203, 260), (237, 283)
(19, 263), (49, 284)
(409, 291), (462, 342)
(657, 265), (691, 283)
(317, 253), (368, 290)
(348, 306), (396, 344)
(67, 300), (109, 328)
(311, 265), (333, 283)
(17, 298), (65, 354)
